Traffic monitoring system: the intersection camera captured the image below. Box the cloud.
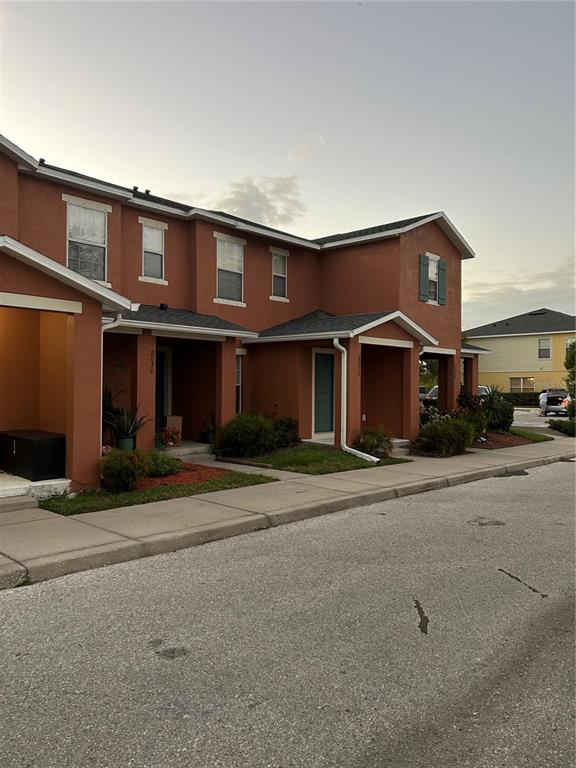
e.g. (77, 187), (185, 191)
(463, 257), (576, 329)
(287, 136), (328, 163)
(206, 175), (306, 227)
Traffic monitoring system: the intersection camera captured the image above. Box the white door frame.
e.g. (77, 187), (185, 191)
(312, 348), (335, 442)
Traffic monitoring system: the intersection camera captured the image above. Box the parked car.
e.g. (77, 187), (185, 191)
(419, 386), (428, 402)
(424, 385), (490, 409)
(542, 389), (571, 416)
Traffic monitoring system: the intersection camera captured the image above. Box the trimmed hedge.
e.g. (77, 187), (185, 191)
(215, 413), (301, 458)
(548, 419), (576, 437)
(411, 418), (474, 457)
(501, 392), (540, 407)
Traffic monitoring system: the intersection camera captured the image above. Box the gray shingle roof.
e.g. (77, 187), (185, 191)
(466, 308), (576, 337)
(462, 342), (490, 353)
(122, 304), (253, 335)
(259, 310), (394, 338)
(312, 214), (438, 245)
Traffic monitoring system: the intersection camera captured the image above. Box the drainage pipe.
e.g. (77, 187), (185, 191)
(332, 337), (379, 463)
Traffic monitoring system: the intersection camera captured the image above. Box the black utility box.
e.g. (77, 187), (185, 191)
(0, 430), (66, 481)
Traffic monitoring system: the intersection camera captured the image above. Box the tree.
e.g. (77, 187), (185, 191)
(565, 341), (575, 399)
(420, 359), (438, 390)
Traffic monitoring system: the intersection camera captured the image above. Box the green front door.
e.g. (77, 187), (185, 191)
(314, 353), (334, 433)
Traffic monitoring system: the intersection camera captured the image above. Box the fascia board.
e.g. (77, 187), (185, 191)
(0, 235), (132, 311)
(116, 319), (258, 339)
(353, 311), (438, 346)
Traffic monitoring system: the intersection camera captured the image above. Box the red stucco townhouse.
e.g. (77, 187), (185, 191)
(0, 134), (481, 488)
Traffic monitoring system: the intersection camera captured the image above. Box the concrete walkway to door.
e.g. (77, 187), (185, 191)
(0, 436), (574, 590)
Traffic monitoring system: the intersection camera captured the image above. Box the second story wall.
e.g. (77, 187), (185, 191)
(399, 221), (462, 349)
(0, 154), (19, 238)
(193, 220), (321, 331)
(318, 237), (402, 316)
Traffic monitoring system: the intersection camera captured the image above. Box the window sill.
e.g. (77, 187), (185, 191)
(269, 295), (289, 303)
(95, 280), (112, 288)
(213, 298), (246, 308)
(139, 276), (168, 286)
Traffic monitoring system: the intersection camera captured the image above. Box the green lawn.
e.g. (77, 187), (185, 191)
(40, 471), (276, 516)
(248, 444), (410, 475)
(508, 427), (555, 443)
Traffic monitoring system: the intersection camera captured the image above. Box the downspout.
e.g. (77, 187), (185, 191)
(100, 312), (124, 451)
(332, 337), (379, 463)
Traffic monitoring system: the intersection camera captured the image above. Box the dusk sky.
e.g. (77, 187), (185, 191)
(1, 1), (573, 328)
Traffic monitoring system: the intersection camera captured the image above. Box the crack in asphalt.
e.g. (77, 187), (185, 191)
(413, 598), (429, 634)
(497, 568), (549, 598)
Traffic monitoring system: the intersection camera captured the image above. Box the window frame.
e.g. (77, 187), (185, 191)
(63, 194), (111, 285)
(510, 376), (535, 393)
(538, 337), (551, 359)
(270, 246), (289, 302)
(213, 231), (246, 307)
(427, 253), (440, 305)
(138, 216), (168, 285)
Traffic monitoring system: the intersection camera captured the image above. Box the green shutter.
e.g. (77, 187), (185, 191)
(419, 254), (429, 301)
(438, 260), (447, 305)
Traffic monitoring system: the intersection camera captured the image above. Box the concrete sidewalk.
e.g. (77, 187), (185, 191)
(1, 437), (574, 590)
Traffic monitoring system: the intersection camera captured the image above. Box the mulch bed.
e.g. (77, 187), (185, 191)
(136, 463), (229, 489)
(475, 432), (533, 450)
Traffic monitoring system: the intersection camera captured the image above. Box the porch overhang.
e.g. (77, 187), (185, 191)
(0, 235), (134, 312)
(108, 304), (258, 340)
(246, 309), (438, 346)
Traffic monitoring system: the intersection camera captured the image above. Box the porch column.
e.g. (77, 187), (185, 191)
(133, 331), (156, 450)
(463, 356), (479, 395)
(215, 337), (237, 428)
(346, 337), (362, 446)
(66, 303), (102, 488)
(438, 354), (458, 412)
(402, 346), (420, 439)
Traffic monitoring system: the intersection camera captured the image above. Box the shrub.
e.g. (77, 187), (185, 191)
(568, 400), (575, 419)
(482, 387), (514, 431)
(411, 418), (474, 457)
(501, 392), (540, 407)
(463, 410), (487, 439)
(99, 449), (148, 492)
(147, 450), (183, 477)
(548, 419), (576, 437)
(352, 427), (392, 459)
(215, 412), (278, 457)
(457, 386), (483, 413)
(273, 417), (300, 449)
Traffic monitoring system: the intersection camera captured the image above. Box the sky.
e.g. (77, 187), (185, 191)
(0, 0), (574, 328)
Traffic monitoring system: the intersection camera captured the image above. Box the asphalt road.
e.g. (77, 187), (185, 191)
(1, 462), (574, 768)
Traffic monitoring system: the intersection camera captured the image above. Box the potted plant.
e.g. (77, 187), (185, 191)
(107, 405), (150, 450)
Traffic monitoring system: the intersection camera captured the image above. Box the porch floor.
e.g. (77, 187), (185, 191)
(165, 441), (214, 459)
(0, 471), (70, 500)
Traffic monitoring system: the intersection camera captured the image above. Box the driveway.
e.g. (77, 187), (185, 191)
(1, 462), (574, 768)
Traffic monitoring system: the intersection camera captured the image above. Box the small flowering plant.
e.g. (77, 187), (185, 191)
(102, 445), (114, 456)
(159, 426), (180, 447)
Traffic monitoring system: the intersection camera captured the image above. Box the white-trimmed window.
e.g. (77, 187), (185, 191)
(428, 254), (439, 303)
(65, 195), (110, 282)
(538, 338), (551, 359)
(510, 377), (535, 393)
(139, 217), (167, 283)
(215, 233), (245, 304)
(271, 248), (288, 300)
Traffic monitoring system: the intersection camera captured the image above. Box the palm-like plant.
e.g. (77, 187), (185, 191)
(106, 405), (150, 439)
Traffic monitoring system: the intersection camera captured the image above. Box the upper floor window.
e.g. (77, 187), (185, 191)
(419, 253), (447, 305)
(139, 217), (167, 284)
(271, 248), (288, 300)
(64, 194), (111, 282)
(214, 232), (245, 305)
(538, 338), (551, 359)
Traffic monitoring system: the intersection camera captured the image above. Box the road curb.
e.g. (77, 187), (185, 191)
(2, 450), (574, 590)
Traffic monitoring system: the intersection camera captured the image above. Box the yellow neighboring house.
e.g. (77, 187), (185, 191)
(465, 308), (576, 393)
